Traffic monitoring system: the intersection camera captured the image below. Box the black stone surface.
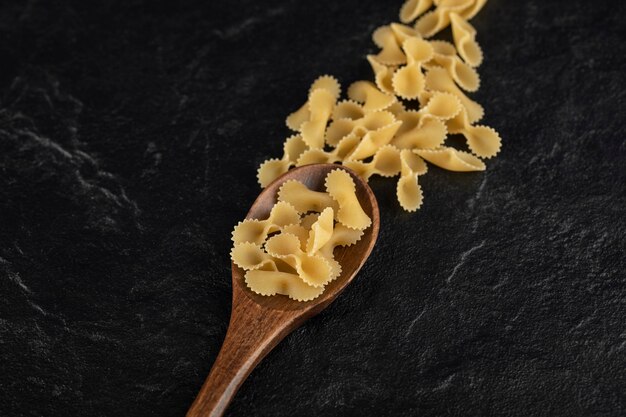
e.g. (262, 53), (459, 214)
(1, 0), (625, 416)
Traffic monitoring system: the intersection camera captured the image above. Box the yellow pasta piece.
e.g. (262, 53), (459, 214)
(300, 88), (337, 149)
(281, 224), (310, 252)
(306, 207), (334, 255)
(415, 9), (450, 38)
(426, 40), (480, 91)
(459, 0), (487, 20)
(332, 100), (365, 121)
(415, 0), (473, 38)
(265, 232), (332, 287)
(450, 12), (483, 67)
(445, 106), (502, 158)
(390, 22), (421, 44)
(300, 213), (320, 229)
(421, 91), (463, 120)
(436, 0), (474, 8)
(392, 38), (434, 100)
(257, 134), (308, 187)
(367, 55), (397, 95)
(397, 149), (428, 211)
(429, 39), (457, 56)
(309, 74), (342, 99)
(343, 145), (402, 181)
(296, 133), (361, 166)
(424, 66), (484, 123)
(325, 169), (371, 230)
(391, 111), (447, 149)
(277, 180), (339, 214)
(399, 0), (433, 24)
(387, 100), (407, 117)
(415, 146), (486, 171)
(318, 224), (365, 281)
(325, 110), (397, 147)
(286, 75), (341, 131)
(348, 81), (397, 113)
(244, 269), (325, 302)
(349, 120), (403, 160)
(232, 201), (300, 245)
(231, 242), (275, 271)
(372, 25), (406, 65)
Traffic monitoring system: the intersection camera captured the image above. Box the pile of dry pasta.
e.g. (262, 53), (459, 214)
(233, 0), (501, 301)
(257, 0), (501, 212)
(232, 170), (371, 301)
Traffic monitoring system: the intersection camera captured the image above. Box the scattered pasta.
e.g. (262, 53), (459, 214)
(231, 169), (372, 301)
(255, 0), (501, 212)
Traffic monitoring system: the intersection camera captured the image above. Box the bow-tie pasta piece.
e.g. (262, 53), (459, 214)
(325, 110), (397, 147)
(450, 12), (483, 67)
(296, 133), (361, 167)
(392, 38), (434, 100)
(232, 201), (300, 245)
(257, 134), (308, 187)
(245, 269), (325, 302)
(397, 149), (428, 211)
(349, 120), (402, 160)
(348, 81), (397, 113)
(278, 180), (339, 214)
(265, 232), (333, 287)
(435, 0), (475, 8)
(390, 23), (422, 44)
(231, 242), (276, 271)
(332, 100), (365, 121)
(306, 207), (335, 255)
(415, 0), (473, 38)
(459, 0), (487, 20)
(367, 55), (397, 95)
(462, 125), (501, 158)
(301, 213), (320, 229)
(415, 9), (448, 38)
(387, 101), (407, 117)
(286, 75), (341, 131)
(344, 145), (402, 181)
(281, 224), (310, 252)
(294, 150), (333, 167)
(426, 40), (480, 91)
(282, 212), (327, 253)
(372, 25), (407, 65)
(445, 106), (501, 158)
(325, 169), (372, 230)
(391, 111), (447, 150)
(300, 88), (337, 149)
(331, 133), (363, 161)
(400, 0), (433, 23)
(318, 224), (365, 281)
(415, 146), (486, 171)
(422, 91), (463, 120)
(425, 66), (484, 123)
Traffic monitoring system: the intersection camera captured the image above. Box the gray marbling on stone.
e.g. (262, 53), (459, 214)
(0, 0), (625, 416)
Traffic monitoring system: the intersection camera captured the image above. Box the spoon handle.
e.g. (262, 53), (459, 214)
(186, 289), (303, 417)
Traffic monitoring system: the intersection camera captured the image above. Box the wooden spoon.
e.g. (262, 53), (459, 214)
(187, 164), (380, 417)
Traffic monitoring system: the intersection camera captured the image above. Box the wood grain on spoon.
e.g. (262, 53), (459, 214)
(187, 164), (379, 417)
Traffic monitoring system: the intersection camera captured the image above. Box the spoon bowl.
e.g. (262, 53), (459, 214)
(187, 164), (379, 417)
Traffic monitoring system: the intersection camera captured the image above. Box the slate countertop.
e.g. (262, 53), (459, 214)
(1, 0), (625, 416)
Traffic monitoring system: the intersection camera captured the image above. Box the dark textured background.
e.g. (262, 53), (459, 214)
(1, 0), (625, 416)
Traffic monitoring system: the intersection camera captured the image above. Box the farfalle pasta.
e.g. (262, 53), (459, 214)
(392, 37), (433, 99)
(397, 149), (429, 211)
(232, 169), (371, 302)
(255, 0), (501, 213)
